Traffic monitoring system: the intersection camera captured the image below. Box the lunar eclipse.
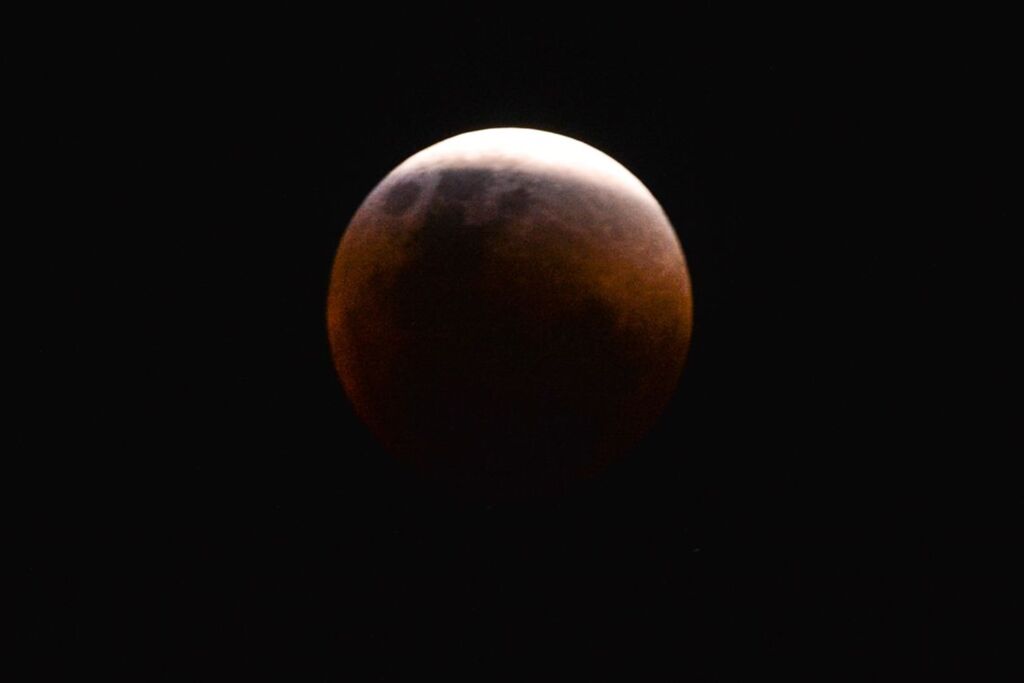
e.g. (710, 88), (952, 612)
(327, 128), (692, 497)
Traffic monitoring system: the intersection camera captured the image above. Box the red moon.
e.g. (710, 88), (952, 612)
(328, 128), (692, 498)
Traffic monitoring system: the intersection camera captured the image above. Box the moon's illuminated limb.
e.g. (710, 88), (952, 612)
(398, 128), (655, 201)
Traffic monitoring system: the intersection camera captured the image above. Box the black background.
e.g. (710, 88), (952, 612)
(25, 8), (1012, 681)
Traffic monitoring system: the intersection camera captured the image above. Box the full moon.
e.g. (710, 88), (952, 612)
(327, 128), (692, 498)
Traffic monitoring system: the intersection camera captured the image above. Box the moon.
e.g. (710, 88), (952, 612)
(327, 128), (692, 498)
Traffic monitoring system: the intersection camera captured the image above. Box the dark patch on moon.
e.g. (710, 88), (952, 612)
(435, 167), (495, 202)
(389, 199), (494, 335)
(381, 179), (422, 215)
(498, 185), (532, 219)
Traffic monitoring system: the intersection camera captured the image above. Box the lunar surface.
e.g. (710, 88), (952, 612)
(328, 128), (692, 498)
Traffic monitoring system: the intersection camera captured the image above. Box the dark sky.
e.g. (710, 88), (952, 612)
(24, 8), (1011, 681)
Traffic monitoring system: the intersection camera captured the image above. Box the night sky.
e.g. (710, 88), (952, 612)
(24, 9), (1011, 681)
